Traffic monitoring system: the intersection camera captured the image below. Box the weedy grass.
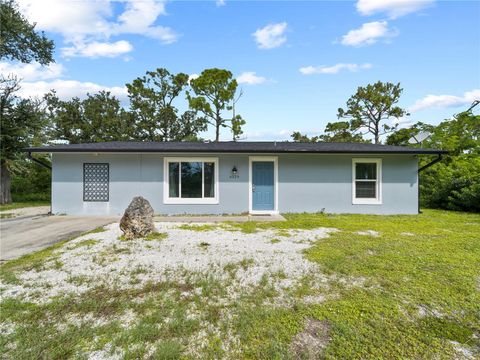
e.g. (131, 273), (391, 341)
(144, 232), (168, 241)
(0, 209), (478, 359)
(118, 232), (168, 241)
(227, 210), (480, 358)
(0, 239), (68, 282)
(68, 239), (99, 249)
(84, 226), (108, 235)
(198, 241), (210, 249)
(0, 200), (49, 211)
(177, 224), (219, 232)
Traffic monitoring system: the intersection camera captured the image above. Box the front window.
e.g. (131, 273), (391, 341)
(164, 158), (218, 204)
(352, 159), (382, 204)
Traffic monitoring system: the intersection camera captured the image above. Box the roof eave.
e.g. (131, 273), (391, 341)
(25, 148), (449, 155)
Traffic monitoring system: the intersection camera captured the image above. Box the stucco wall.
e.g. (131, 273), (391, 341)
(278, 154), (418, 214)
(52, 153), (418, 215)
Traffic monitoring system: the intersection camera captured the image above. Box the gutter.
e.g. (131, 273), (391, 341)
(417, 154), (444, 214)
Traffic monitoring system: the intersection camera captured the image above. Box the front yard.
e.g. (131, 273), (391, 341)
(1, 210), (479, 359)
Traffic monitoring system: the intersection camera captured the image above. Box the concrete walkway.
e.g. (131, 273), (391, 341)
(154, 214), (286, 222)
(0, 212), (117, 261)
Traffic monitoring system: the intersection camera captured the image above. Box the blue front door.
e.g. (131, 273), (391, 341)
(252, 161), (274, 211)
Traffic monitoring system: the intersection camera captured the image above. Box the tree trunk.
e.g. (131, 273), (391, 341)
(0, 161), (12, 204)
(215, 112), (221, 142)
(374, 122), (380, 144)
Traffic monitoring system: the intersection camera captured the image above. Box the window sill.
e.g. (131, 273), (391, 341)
(164, 198), (219, 205)
(352, 199), (382, 205)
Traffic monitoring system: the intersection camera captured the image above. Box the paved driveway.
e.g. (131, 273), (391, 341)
(0, 210), (117, 261)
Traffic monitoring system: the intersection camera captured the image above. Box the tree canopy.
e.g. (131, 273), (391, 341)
(292, 121), (367, 143)
(188, 68), (245, 141)
(45, 91), (135, 144)
(0, 0), (56, 203)
(337, 81), (407, 144)
(411, 111), (480, 212)
(0, 76), (48, 203)
(0, 0), (55, 65)
(126, 68), (206, 141)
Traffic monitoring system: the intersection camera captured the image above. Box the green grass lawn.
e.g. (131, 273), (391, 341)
(0, 210), (478, 359)
(0, 200), (50, 212)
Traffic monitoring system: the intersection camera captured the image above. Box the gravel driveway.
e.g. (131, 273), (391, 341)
(2, 222), (334, 302)
(0, 210), (117, 261)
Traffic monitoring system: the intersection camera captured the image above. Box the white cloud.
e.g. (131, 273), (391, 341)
(341, 21), (397, 47)
(243, 128), (326, 141)
(300, 63), (372, 75)
(216, 0), (226, 6)
(253, 22), (288, 49)
(242, 129), (295, 141)
(236, 72), (267, 85)
(356, 0), (434, 18)
(0, 61), (64, 81)
(61, 40), (133, 58)
(17, 80), (128, 101)
(17, 0), (112, 37)
(111, 0), (177, 43)
(17, 0), (178, 58)
(409, 89), (480, 112)
(188, 73), (199, 82)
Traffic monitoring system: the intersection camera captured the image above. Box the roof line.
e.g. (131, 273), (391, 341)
(25, 148), (448, 155)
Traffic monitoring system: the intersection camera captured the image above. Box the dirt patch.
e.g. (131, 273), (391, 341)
(290, 317), (331, 359)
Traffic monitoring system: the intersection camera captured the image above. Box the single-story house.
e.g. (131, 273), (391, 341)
(26, 141), (446, 216)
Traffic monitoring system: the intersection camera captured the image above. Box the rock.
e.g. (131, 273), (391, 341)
(120, 196), (155, 239)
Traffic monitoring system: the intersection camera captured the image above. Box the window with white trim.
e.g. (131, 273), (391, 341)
(352, 159), (382, 204)
(164, 158), (218, 204)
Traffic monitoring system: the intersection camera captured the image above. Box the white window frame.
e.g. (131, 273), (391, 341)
(163, 157), (219, 204)
(248, 156), (279, 215)
(352, 158), (382, 205)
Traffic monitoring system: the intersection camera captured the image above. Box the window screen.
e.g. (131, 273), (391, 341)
(352, 159), (381, 204)
(83, 163), (109, 202)
(355, 163), (377, 198)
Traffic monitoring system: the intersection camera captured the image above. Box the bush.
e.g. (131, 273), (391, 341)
(11, 157), (51, 202)
(421, 155), (480, 212)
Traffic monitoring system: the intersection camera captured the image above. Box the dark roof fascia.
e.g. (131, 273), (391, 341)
(26, 148), (448, 155)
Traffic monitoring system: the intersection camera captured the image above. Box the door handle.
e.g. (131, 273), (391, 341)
(252, 184), (256, 192)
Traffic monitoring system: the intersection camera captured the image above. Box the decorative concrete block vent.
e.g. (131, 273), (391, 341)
(119, 196), (155, 239)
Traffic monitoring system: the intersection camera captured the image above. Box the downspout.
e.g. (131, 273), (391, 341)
(27, 152), (52, 214)
(417, 154), (443, 214)
(27, 152), (52, 170)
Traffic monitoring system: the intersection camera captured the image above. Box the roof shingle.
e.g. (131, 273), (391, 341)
(25, 141), (447, 154)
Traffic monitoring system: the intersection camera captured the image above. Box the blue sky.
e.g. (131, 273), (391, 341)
(2, 0), (479, 141)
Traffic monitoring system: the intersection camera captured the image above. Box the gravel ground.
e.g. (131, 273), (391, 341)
(1, 222), (335, 304)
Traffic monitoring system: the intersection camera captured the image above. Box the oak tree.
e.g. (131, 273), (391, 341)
(45, 91), (135, 144)
(0, 0), (55, 203)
